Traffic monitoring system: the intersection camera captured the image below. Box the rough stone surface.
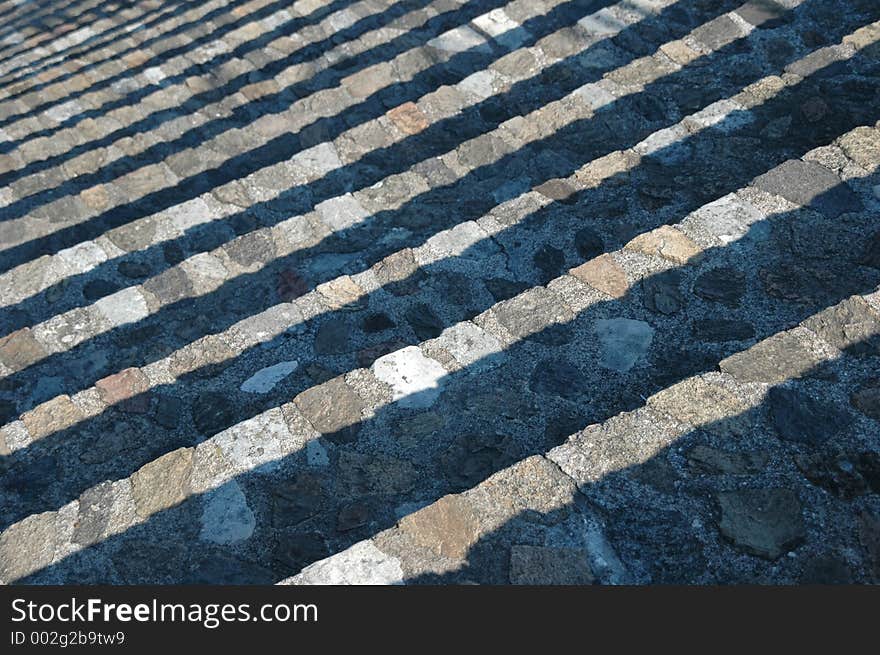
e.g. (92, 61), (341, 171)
(509, 545), (594, 584)
(22, 395), (82, 440)
(95, 367), (149, 407)
(94, 288), (149, 327)
(492, 288), (572, 340)
(625, 226), (703, 264)
(693, 267), (746, 307)
(387, 102), (430, 135)
(130, 448), (194, 519)
(371, 347), (447, 409)
(649, 377), (749, 435)
(570, 255), (628, 298)
(717, 489), (806, 560)
(285, 541), (403, 585)
(594, 319), (654, 372)
(436, 323), (503, 369)
(851, 383), (880, 420)
(0, 513), (58, 582)
(199, 481), (256, 544)
(768, 387), (852, 445)
(240, 361), (299, 393)
(753, 160), (863, 218)
(397, 495), (482, 562)
(0, 329), (46, 371)
(685, 194), (767, 245)
(294, 378), (364, 442)
(802, 296), (880, 355)
(3, 0), (880, 585)
(687, 446), (769, 475)
(719, 332), (824, 384)
(213, 409), (293, 472)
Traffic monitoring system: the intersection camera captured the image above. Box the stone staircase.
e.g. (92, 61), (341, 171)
(0, 0), (878, 584)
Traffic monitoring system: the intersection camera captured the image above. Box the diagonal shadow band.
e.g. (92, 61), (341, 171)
(0, 0), (112, 55)
(0, 0), (381, 137)
(0, 0), (371, 106)
(0, 0), (64, 30)
(0, 1), (773, 390)
(0, 0), (231, 80)
(1, 3), (873, 407)
(0, 0), (216, 85)
(0, 0), (816, 332)
(0, 0), (615, 212)
(399, 329), (880, 585)
(0, 0), (565, 165)
(8, 163), (879, 583)
(0, 0), (97, 52)
(0, 44), (877, 539)
(0, 1), (160, 62)
(0, 0), (634, 289)
(1, 6), (874, 433)
(0, 0), (718, 322)
(0, 0), (668, 278)
(0, 0), (146, 69)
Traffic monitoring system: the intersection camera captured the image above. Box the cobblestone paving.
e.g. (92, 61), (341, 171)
(0, 0), (879, 584)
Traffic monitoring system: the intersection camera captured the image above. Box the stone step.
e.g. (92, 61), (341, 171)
(0, 0), (686, 252)
(284, 291), (880, 584)
(0, 0), (678, 302)
(3, 5), (873, 424)
(1, 0), (879, 585)
(0, 0), (226, 85)
(1, 117), (876, 582)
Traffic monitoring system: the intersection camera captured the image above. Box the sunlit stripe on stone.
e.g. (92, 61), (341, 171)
(0, 0), (265, 102)
(0, 0), (645, 251)
(3, 12), (865, 399)
(0, 120), (875, 582)
(7, 0), (247, 78)
(0, 0), (111, 71)
(0, 0), (761, 311)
